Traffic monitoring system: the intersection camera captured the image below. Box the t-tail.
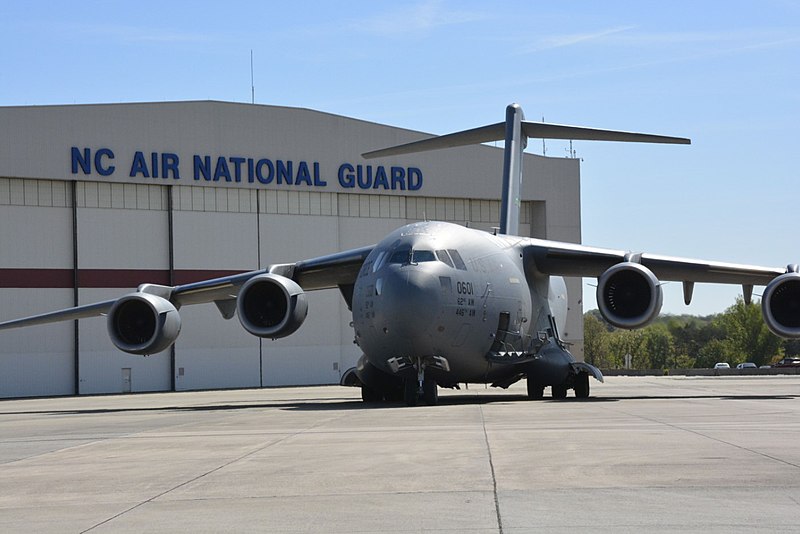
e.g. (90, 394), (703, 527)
(363, 104), (690, 236)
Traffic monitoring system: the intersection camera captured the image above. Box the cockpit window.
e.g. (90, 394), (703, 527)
(435, 250), (454, 268)
(411, 250), (436, 263)
(448, 249), (468, 271)
(388, 246), (412, 264)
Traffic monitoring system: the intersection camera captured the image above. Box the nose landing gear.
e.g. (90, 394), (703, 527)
(402, 356), (444, 406)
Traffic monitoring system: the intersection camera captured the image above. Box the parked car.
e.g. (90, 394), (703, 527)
(736, 362), (757, 369)
(773, 357), (800, 368)
(714, 362), (730, 369)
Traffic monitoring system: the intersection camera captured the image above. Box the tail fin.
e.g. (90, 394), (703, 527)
(363, 104), (690, 236)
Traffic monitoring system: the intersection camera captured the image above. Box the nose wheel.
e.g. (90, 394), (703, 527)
(403, 360), (439, 406)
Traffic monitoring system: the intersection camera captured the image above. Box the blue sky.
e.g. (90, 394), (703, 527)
(2, 1), (798, 315)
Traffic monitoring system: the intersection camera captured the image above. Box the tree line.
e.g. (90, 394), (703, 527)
(583, 298), (800, 369)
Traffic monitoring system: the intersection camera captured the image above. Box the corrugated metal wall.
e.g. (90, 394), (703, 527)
(0, 176), (570, 398)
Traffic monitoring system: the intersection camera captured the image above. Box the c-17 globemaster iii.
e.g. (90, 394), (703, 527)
(2, 104), (799, 406)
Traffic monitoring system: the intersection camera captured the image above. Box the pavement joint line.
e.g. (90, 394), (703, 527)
(601, 404), (800, 471)
(479, 405), (503, 534)
(79, 410), (354, 533)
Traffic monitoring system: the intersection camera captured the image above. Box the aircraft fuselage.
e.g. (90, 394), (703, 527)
(352, 221), (571, 390)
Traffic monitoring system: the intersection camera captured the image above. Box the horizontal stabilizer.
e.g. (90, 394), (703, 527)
(363, 119), (688, 159)
(521, 122), (690, 145)
(363, 122), (505, 159)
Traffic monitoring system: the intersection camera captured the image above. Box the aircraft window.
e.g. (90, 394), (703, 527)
(448, 249), (468, 271)
(411, 250), (436, 263)
(389, 247), (412, 264)
(372, 251), (386, 272)
(435, 250), (454, 268)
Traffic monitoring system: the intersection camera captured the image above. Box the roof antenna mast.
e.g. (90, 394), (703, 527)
(250, 50), (255, 104)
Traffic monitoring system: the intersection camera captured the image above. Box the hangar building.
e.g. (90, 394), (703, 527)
(0, 101), (583, 398)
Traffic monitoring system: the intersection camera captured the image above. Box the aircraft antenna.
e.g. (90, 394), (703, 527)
(541, 116), (546, 156)
(250, 50), (255, 104)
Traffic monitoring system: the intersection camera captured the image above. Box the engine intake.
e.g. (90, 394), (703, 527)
(107, 293), (181, 355)
(762, 272), (800, 338)
(237, 274), (308, 338)
(597, 262), (662, 329)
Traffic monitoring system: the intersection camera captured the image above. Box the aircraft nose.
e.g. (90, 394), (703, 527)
(376, 266), (440, 342)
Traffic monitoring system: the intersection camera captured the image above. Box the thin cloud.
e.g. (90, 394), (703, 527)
(528, 25), (637, 52)
(355, 0), (488, 36)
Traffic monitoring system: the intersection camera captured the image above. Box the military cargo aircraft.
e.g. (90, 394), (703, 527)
(2, 104), (799, 405)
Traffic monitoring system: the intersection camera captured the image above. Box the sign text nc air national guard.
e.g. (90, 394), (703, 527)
(70, 147), (423, 191)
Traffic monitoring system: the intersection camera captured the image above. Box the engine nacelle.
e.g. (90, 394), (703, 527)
(597, 262), (663, 329)
(762, 272), (800, 338)
(107, 293), (181, 355)
(237, 274), (308, 338)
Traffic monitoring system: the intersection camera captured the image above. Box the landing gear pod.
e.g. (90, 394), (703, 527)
(107, 293), (181, 355)
(762, 272), (800, 338)
(597, 262), (662, 329)
(237, 274), (308, 339)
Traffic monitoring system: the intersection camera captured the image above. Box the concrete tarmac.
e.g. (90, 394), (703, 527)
(1, 376), (799, 533)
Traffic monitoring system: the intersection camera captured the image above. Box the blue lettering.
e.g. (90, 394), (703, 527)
(296, 161), (312, 186)
(129, 151), (150, 178)
(247, 158), (255, 183)
(194, 155), (212, 181)
(162, 153), (180, 179)
(95, 148), (115, 176)
(151, 152), (159, 178)
(71, 147), (91, 174)
(357, 165), (372, 189)
(390, 167), (406, 190)
(256, 159), (274, 184)
(313, 162), (326, 186)
(230, 157), (245, 183)
(214, 157), (232, 182)
(373, 165), (389, 189)
(407, 167), (422, 191)
(338, 163), (355, 188)
(276, 160), (293, 184)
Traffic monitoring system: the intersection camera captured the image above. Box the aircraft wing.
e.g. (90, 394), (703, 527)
(524, 239), (784, 285)
(522, 238), (792, 313)
(0, 245), (375, 331)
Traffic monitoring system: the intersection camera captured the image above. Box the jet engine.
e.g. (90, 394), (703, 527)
(237, 274), (308, 338)
(597, 262), (662, 329)
(107, 293), (182, 355)
(762, 272), (800, 338)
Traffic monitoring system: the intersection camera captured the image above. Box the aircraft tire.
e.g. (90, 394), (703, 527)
(423, 379), (438, 406)
(403, 379), (419, 407)
(527, 380), (544, 400)
(574, 373), (590, 399)
(551, 384), (568, 399)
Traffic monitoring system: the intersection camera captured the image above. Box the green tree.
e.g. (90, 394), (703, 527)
(716, 298), (783, 366)
(583, 313), (609, 367)
(695, 338), (734, 368)
(606, 328), (645, 369)
(640, 323), (674, 369)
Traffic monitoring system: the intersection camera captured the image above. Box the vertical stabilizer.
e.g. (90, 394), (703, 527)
(500, 104), (527, 236)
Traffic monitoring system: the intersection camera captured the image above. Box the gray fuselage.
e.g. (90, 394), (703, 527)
(352, 221), (568, 386)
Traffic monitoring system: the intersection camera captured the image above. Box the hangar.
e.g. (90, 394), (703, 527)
(0, 101), (583, 398)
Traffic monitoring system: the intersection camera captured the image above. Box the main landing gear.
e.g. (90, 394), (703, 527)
(526, 372), (591, 400)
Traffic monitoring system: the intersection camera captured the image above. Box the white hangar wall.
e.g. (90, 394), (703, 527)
(0, 101), (583, 398)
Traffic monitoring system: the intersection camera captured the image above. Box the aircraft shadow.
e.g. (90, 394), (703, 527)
(1, 393), (796, 417)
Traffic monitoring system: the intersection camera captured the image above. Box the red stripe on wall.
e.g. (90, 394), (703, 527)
(0, 269), (248, 289)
